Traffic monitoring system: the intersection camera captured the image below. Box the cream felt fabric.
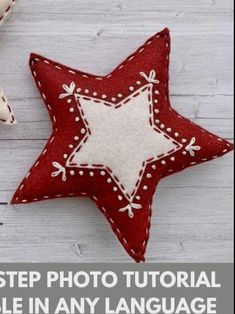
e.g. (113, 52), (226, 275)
(0, 0), (15, 25)
(0, 89), (17, 124)
(68, 84), (181, 198)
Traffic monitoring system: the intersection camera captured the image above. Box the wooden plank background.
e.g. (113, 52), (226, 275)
(0, 0), (233, 262)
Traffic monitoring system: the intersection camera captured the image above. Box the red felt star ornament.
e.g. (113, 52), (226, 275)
(11, 28), (233, 262)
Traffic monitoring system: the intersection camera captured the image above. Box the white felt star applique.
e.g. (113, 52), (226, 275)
(68, 82), (182, 201)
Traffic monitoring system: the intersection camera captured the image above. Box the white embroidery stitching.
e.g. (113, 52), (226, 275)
(140, 70), (160, 84)
(59, 82), (76, 99)
(185, 137), (201, 157)
(119, 203), (142, 219)
(51, 162), (67, 182)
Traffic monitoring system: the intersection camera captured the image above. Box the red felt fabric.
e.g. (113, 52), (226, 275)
(11, 28), (233, 262)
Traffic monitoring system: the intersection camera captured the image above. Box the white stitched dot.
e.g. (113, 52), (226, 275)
(81, 128), (86, 134)
(136, 195), (140, 200)
(223, 149), (228, 153)
(161, 160), (166, 165)
(74, 136), (79, 140)
(155, 119), (160, 124)
(111, 97), (116, 102)
(136, 81), (141, 85)
(143, 185), (148, 190)
(129, 86), (134, 91)
(113, 187), (118, 192)
(93, 92), (97, 96)
(118, 93), (123, 98)
(154, 99), (158, 104)
(160, 124), (165, 129)
(63, 154), (68, 159)
(77, 88), (81, 92)
(85, 89), (89, 94)
(75, 117), (80, 122)
(152, 165), (156, 170)
(146, 173), (152, 178)
(182, 151), (187, 155)
(170, 157), (175, 161)
(155, 90), (160, 95)
(118, 195), (123, 201)
(154, 109), (159, 113)
(70, 170), (75, 176)
(100, 171), (105, 176)
(79, 171), (84, 176)
(175, 132), (179, 137)
(67, 99), (72, 103)
(182, 138), (187, 143)
(167, 128), (172, 132)
(69, 108), (74, 112)
(69, 144), (73, 149)
(102, 94), (107, 99)
(90, 171), (94, 177)
(107, 178), (112, 183)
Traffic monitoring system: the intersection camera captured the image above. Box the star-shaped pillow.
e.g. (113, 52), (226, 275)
(0, 89), (17, 124)
(0, 0), (16, 25)
(11, 28), (233, 262)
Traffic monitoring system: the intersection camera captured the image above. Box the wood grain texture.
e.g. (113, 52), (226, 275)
(0, 0), (233, 262)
